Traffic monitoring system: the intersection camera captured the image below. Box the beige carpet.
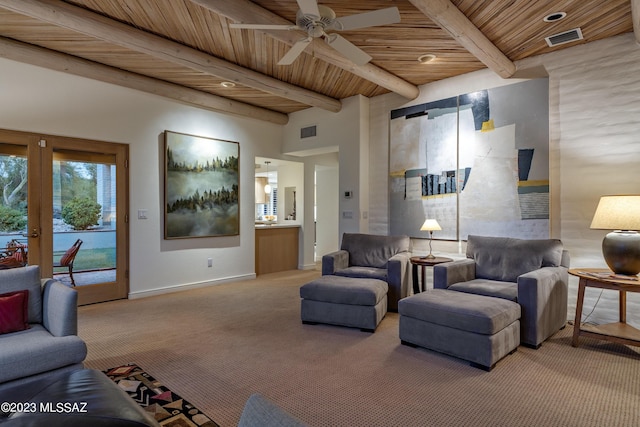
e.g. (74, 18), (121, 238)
(79, 269), (640, 427)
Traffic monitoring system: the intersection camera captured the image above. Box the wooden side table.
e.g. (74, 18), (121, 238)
(569, 268), (640, 348)
(410, 256), (453, 293)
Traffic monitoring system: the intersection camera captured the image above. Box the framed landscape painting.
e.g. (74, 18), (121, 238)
(164, 131), (239, 239)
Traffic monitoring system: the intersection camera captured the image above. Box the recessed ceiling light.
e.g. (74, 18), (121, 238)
(220, 81), (236, 88)
(417, 54), (436, 64)
(543, 12), (567, 23)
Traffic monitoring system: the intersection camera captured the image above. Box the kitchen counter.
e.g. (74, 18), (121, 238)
(255, 222), (301, 228)
(255, 225), (300, 275)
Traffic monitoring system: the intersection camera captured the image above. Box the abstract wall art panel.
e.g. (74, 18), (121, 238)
(389, 78), (549, 241)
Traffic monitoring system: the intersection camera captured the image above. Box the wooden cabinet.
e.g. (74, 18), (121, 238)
(255, 226), (299, 275)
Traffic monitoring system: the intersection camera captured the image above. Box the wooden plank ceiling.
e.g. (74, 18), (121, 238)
(0, 0), (634, 124)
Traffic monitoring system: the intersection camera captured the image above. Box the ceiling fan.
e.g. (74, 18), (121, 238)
(229, 0), (401, 66)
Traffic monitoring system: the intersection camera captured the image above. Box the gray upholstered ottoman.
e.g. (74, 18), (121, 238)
(300, 275), (388, 332)
(399, 289), (521, 370)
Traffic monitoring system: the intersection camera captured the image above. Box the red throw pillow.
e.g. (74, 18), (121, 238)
(0, 290), (30, 335)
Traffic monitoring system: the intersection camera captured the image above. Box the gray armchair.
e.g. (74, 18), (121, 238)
(0, 265), (87, 394)
(322, 233), (411, 311)
(433, 235), (570, 348)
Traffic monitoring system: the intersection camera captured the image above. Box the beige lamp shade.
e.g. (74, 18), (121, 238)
(420, 219), (441, 260)
(590, 195), (640, 230)
(590, 195), (640, 275)
(420, 219), (442, 232)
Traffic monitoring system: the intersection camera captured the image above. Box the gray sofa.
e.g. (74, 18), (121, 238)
(0, 369), (159, 426)
(433, 235), (570, 348)
(322, 233), (411, 311)
(0, 266), (87, 394)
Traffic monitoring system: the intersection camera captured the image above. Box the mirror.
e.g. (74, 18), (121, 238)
(284, 186), (296, 220)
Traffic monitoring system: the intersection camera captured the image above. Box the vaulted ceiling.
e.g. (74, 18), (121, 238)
(0, 0), (637, 124)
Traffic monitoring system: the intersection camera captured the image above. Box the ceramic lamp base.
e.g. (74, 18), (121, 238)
(602, 231), (640, 276)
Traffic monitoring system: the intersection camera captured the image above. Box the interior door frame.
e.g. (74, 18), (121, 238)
(0, 128), (129, 305)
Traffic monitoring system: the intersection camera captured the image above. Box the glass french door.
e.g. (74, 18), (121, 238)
(0, 129), (128, 305)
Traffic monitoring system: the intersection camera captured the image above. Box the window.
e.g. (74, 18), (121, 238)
(261, 187), (277, 216)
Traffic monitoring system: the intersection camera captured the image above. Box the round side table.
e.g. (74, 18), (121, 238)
(569, 268), (640, 348)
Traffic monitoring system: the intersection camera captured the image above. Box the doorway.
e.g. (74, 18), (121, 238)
(0, 128), (129, 305)
(315, 163), (339, 261)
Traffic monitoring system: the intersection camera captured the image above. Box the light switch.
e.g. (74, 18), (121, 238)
(138, 209), (148, 220)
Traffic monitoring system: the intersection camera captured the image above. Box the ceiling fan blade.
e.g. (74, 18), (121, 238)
(230, 23), (296, 31)
(334, 7), (401, 31)
(296, 0), (320, 19)
(325, 34), (371, 66)
(278, 38), (312, 65)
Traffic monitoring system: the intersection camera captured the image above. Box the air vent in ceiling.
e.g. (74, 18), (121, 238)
(545, 28), (583, 47)
(300, 125), (317, 139)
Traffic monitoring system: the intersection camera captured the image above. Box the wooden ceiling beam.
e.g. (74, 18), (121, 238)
(407, 0), (516, 78)
(188, 0), (420, 100)
(0, 37), (288, 125)
(632, 0), (640, 44)
(0, 0), (341, 112)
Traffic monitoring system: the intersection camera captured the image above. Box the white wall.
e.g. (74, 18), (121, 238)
(315, 164), (339, 261)
(284, 95), (369, 263)
(369, 33), (640, 325)
(0, 57), (284, 297)
(357, 95), (371, 233)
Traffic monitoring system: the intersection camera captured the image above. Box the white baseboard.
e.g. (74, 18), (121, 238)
(128, 273), (256, 299)
(299, 263), (317, 270)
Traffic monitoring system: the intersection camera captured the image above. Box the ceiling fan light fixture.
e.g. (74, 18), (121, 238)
(233, 2), (399, 66)
(418, 54), (436, 64)
(308, 23), (324, 38)
(543, 12), (567, 23)
(297, 5), (335, 32)
(220, 81), (236, 88)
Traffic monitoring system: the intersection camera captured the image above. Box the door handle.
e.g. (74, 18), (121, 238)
(23, 228), (39, 238)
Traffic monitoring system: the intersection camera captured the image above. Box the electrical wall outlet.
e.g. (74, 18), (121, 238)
(207, 258), (213, 267)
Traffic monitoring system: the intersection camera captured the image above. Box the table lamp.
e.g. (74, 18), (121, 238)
(420, 219), (441, 260)
(589, 195), (640, 276)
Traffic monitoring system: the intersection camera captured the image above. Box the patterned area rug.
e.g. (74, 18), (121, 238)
(103, 363), (219, 427)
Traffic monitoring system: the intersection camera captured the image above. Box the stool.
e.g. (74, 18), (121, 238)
(300, 275), (388, 332)
(399, 289), (521, 370)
